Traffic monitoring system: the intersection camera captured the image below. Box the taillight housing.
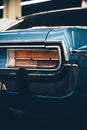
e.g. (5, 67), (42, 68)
(7, 46), (61, 70)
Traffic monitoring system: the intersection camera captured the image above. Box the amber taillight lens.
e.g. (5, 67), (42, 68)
(15, 50), (58, 59)
(7, 48), (61, 70)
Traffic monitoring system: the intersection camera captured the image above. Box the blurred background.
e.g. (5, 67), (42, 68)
(0, 0), (82, 18)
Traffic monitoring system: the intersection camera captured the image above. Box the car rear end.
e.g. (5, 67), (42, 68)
(0, 27), (80, 112)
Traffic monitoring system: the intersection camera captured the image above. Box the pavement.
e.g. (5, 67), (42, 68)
(0, 108), (87, 130)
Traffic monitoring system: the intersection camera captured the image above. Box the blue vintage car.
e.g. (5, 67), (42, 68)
(0, 8), (87, 115)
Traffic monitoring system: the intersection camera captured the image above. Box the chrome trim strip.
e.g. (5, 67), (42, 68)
(0, 45), (45, 48)
(0, 40), (45, 43)
(61, 40), (69, 61)
(64, 63), (78, 67)
(70, 48), (87, 56)
(27, 73), (55, 76)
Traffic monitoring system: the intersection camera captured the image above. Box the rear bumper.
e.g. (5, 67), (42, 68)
(0, 64), (78, 97)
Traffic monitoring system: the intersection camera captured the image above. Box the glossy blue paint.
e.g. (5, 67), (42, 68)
(73, 28), (87, 50)
(0, 49), (6, 68)
(0, 28), (51, 42)
(47, 27), (87, 49)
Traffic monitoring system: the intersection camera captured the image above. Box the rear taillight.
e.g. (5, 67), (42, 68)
(7, 47), (61, 70)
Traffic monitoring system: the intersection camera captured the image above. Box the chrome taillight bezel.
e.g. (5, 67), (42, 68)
(6, 45), (62, 71)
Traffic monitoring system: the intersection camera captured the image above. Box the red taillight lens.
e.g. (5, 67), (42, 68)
(15, 59), (59, 68)
(7, 48), (61, 70)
